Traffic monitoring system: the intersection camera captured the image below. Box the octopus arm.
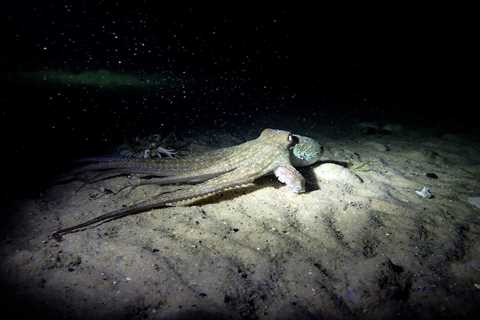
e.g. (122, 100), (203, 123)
(51, 166), (264, 240)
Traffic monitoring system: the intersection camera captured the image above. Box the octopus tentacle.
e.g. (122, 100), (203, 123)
(51, 166), (269, 240)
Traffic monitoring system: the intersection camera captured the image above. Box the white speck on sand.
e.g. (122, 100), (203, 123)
(468, 197), (480, 209)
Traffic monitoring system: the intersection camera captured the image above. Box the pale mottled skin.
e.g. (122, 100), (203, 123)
(290, 135), (323, 167)
(77, 133), (322, 182)
(52, 129), (323, 239)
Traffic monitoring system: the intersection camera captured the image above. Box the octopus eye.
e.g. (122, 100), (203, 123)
(288, 134), (299, 145)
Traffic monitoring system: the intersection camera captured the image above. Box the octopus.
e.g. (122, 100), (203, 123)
(52, 129), (323, 240)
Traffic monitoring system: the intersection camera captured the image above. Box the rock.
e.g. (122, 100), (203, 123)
(314, 163), (363, 184)
(356, 122), (392, 135)
(357, 122), (380, 130)
(357, 122), (381, 135)
(382, 123), (403, 133)
(363, 141), (390, 152)
(441, 133), (462, 141)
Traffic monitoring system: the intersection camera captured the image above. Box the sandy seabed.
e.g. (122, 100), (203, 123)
(1, 118), (480, 320)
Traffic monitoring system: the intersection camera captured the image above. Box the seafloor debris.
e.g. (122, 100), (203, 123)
(416, 186), (433, 199)
(116, 133), (178, 159)
(468, 196), (480, 209)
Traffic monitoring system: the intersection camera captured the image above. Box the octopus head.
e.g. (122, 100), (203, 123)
(259, 128), (293, 146)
